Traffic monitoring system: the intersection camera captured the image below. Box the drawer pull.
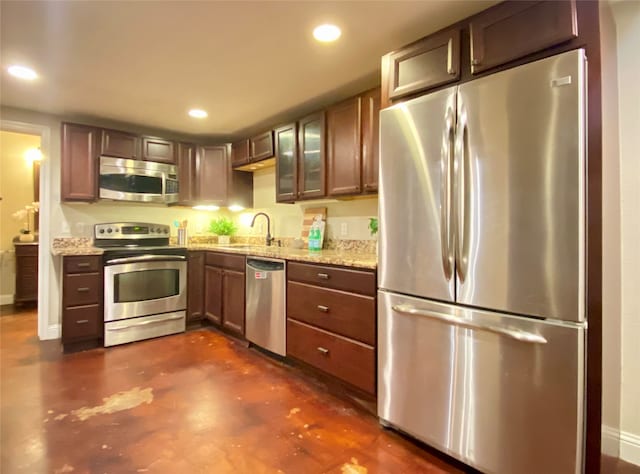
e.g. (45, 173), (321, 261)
(76, 287), (90, 293)
(317, 305), (329, 313)
(317, 346), (329, 355)
(317, 273), (330, 280)
(76, 263), (91, 268)
(76, 319), (89, 324)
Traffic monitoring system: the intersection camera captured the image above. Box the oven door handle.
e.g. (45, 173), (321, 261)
(105, 255), (187, 265)
(106, 314), (184, 330)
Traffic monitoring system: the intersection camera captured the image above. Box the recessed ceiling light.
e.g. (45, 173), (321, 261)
(8, 65), (38, 80)
(313, 24), (341, 42)
(188, 109), (208, 119)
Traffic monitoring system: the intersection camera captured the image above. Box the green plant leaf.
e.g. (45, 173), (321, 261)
(209, 217), (237, 236)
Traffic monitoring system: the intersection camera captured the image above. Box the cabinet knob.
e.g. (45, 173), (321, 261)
(317, 305), (329, 313)
(317, 347), (329, 355)
(317, 273), (329, 280)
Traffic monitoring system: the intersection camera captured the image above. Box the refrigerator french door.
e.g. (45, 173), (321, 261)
(378, 49), (586, 473)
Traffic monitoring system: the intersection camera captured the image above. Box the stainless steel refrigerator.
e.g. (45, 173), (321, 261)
(378, 49), (587, 474)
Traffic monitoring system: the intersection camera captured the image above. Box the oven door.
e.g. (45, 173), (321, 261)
(104, 256), (187, 322)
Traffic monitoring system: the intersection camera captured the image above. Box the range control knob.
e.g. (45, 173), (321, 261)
(164, 228), (169, 234)
(99, 229), (105, 234)
(107, 228), (113, 233)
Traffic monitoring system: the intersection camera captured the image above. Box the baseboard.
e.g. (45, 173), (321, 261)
(0, 294), (14, 305)
(602, 425), (620, 457)
(620, 429), (640, 466)
(40, 324), (61, 341)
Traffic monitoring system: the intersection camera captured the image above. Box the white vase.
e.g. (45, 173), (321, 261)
(218, 235), (231, 245)
(19, 232), (35, 243)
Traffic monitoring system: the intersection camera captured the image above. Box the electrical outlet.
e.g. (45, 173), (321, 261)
(340, 222), (348, 237)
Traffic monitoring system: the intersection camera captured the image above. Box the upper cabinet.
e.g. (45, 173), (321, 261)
(469, 0), (577, 74)
(177, 142), (197, 204)
(141, 136), (176, 164)
(297, 112), (326, 200)
(61, 123), (99, 202)
(196, 144), (253, 208)
(232, 131), (275, 169)
(383, 27), (461, 103)
(275, 112), (326, 203)
(100, 129), (140, 159)
(326, 88), (381, 197)
(275, 123), (298, 202)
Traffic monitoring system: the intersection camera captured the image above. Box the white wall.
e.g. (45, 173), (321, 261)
(612, 0), (640, 465)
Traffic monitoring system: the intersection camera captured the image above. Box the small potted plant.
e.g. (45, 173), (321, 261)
(209, 216), (237, 245)
(369, 217), (378, 254)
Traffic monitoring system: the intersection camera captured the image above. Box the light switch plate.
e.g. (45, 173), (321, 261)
(340, 222), (348, 236)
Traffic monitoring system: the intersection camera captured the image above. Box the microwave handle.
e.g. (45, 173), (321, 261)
(106, 255), (187, 265)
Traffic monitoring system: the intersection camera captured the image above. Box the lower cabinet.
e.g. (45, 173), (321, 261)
(286, 262), (377, 395)
(203, 252), (245, 337)
(14, 243), (38, 305)
(61, 255), (103, 346)
(187, 251), (205, 322)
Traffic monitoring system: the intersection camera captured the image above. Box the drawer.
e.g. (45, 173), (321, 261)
(287, 282), (375, 345)
(287, 319), (375, 394)
(206, 252), (245, 271)
(63, 273), (102, 306)
(15, 244), (38, 257)
(64, 255), (101, 274)
(62, 305), (102, 342)
(287, 262), (375, 296)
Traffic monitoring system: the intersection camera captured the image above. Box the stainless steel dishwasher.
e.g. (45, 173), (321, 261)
(245, 257), (286, 356)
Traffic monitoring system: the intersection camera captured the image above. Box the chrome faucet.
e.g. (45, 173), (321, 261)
(250, 212), (273, 246)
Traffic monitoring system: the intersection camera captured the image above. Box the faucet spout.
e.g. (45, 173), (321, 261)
(250, 212), (273, 246)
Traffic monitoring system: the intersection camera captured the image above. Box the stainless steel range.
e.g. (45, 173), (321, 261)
(94, 222), (187, 347)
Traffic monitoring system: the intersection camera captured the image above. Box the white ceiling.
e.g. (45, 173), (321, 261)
(1, 1), (495, 139)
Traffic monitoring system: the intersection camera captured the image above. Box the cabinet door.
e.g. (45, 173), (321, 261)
(222, 269), (245, 336)
(14, 245), (38, 304)
(275, 123), (298, 202)
(384, 27), (460, 102)
(327, 97), (362, 196)
(361, 88), (381, 193)
(178, 143), (197, 203)
(100, 129), (140, 159)
(197, 145), (229, 203)
(61, 123), (99, 201)
(250, 131), (274, 162)
(297, 112), (326, 200)
(232, 139), (250, 168)
(204, 265), (222, 324)
(187, 251), (204, 322)
(469, 0), (578, 74)
(141, 137), (176, 164)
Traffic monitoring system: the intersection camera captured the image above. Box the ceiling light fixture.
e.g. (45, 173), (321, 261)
(24, 147), (43, 162)
(8, 65), (38, 80)
(313, 24), (341, 42)
(188, 109), (208, 119)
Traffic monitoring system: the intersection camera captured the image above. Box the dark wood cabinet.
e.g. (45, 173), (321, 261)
(326, 88), (381, 197)
(222, 269), (245, 335)
(469, 0), (578, 74)
(197, 145), (229, 203)
(231, 139), (250, 167)
(61, 123), (99, 202)
(383, 27), (461, 102)
(61, 255), (103, 345)
(286, 262), (376, 395)
(178, 143), (197, 204)
(297, 112), (326, 200)
(203, 252), (246, 337)
(14, 244), (38, 305)
(250, 131), (274, 162)
(100, 129), (140, 159)
(141, 136), (176, 164)
(204, 265), (222, 324)
(326, 96), (362, 196)
(275, 123), (298, 202)
(361, 88), (381, 193)
(187, 251), (204, 323)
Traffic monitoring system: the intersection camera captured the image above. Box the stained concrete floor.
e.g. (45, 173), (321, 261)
(1, 307), (463, 473)
(2, 306), (639, 474)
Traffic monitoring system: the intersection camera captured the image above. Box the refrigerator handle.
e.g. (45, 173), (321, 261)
(440, 107), (455, 281)
(454, 103), (469, 283)
(391, 304), (548, 344)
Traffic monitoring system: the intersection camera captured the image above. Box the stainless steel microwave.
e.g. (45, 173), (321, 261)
(99, 156), (179, 204)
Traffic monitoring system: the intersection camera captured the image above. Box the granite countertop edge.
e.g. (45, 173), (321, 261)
(50, 245), (377, 269)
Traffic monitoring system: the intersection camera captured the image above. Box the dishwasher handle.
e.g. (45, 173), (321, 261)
(247, 258), (285, 272)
